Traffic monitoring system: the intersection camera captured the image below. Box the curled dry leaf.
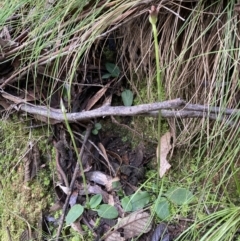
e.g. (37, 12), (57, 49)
(69, 191), (79, 207)
(156, 132), (172, 178)
(104, 210), (152, 240)
(55, 182), (70, 195)
(85, 171), (119, 191)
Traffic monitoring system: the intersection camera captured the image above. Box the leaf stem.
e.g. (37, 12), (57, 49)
(149, 6), (163, 185)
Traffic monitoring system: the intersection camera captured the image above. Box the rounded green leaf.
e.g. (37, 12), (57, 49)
(130, 191), (150, 211)
(121, 89), (133, 106)
(166, 187), (193, 205)
(96, 204), (118, 219)
(89, 194), (102, 209)
(66, 204), (84, 225)
(155, 197), (170, 220)
(92, 129), (98, 135)
(94, 123), (102, 130)
(121, 196), (133, 212)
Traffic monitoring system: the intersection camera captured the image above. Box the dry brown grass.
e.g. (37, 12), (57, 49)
(1, 1), (239, 145)
(0, 0), (239, 158)
(111, 1), (240, 144)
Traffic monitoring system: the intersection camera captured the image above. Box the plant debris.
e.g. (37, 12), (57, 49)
(0, 0), (240, 240)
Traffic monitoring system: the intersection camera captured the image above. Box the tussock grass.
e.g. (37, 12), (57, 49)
(0, 0), (240, 240)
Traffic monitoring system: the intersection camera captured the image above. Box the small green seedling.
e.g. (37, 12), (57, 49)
(155, 187), (194, 220)
(65, 194), (119, 225)
(120, 186), (194, 221)
(92, 123), (102, 135)
(121, 191), (150, 212)
(121, 89), (133, 106)
(102, 62), (120, 78)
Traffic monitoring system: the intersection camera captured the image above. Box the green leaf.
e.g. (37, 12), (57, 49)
(105, 62), (120, 77)
(112, 180), (121, 189)
(102, 73), (112, 79)
(121, 89), (133, 106)
(130, 191), (150, 211)
(96, 204), (118, 219)
(66, 204), (84, 225)
(89, 194), (102, 209)
(60, 98), (66, 113)
(155, 197), (170, 220)
(71, 236), (81, 241)
(94, 123), (102, 130)
(62, 83), (71, 101)
(121, 196), (133, 212)
(166, 187), (194, 205)
(92, 129), (98, 135)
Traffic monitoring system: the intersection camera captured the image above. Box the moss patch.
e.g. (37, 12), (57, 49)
(0, 118), (54, 240)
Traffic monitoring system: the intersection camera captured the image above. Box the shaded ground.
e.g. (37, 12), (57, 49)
(0, 112), (189, 241)
(1, 1), (240, 241)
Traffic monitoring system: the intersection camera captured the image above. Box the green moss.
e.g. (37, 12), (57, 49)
(0, 118), (54, 240)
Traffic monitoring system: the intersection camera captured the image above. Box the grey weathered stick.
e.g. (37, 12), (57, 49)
(17, 99), (185, 122)
(1, 88), (237, 122)
(144, 110), (238, 126)
(146, 109), (237, 118)
(184, 103), (239, 115)
(16, 100), (239, 124)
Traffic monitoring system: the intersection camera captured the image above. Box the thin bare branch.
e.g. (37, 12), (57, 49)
(16, 99), (185, 122)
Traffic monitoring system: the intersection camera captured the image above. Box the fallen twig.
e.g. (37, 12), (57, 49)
(0, 88), (239, 123)
(15, 99), (240, 126)
(145, 109), (238, 126)
(17, 99), (185, 121)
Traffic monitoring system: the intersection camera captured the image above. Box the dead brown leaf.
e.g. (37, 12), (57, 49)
(85, 171), (120, 191)
(156, 132), (172, 178)
(104, 210), (152, 240)
(85, 80), (113, 111)
(106, 232), (125, 241)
